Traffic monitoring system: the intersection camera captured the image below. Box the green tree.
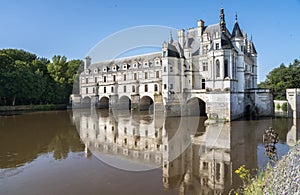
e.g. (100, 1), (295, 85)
(259, 59), (300, 100)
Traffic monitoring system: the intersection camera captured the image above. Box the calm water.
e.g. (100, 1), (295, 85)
(0, 110), (299, 195)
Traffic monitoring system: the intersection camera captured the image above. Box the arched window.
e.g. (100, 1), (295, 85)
(144, 84), (148, 92)
(216, 59), (220, 77)
(224, 59), (229, 78)
(132, 85), (135, 92)
(154, 84), (158, 92)
(111, 86), (114, 93)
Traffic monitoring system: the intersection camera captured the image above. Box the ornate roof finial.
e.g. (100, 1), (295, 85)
(169, 31), (173, 44)
(220, 8), (226, 32)
(235, 13), (238, 22)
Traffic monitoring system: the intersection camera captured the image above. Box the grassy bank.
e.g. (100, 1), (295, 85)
(0, 104), (67, 114)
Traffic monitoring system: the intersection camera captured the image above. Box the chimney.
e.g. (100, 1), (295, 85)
(177, 29), (185, 47)
(84, 56), (91, 71)
(197, 19), (205, 35)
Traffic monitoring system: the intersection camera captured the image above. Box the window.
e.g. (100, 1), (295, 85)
(201, 79), (205, 89)
(216, 43), (220, 50)
(224, 60), (229, 78)
(124, 74), (126, 81)
(170, 84), (173, 89)
(93, 88), (95, 93)
(164, 84), (167, 90)
(103, 76), (106, 82)
(170, 66), (173, 72)
(216, 60), (220, 77)
(86, 78), (88, 83)
(111, 86), (114, 93)
(144, 84), (148, 92)
(202, 62), (208, 71)
(123, 86), (126, 92)
(154, 84), (158, 92)
(104, 87), (106, 93)
(156, 71), (159, 78)
(145, 130), (148, 137)
(134, 73), (137, 80)
(113, 75), (116, 82)
(164, 66), (167, 72)
(202, 45), (207, 55)
(145, 72), (148, 79)
(86, 88), (88, 94)
(163, 51), (167, 57)
(132, 85), (135, 92)
(94, 77), (97, 83)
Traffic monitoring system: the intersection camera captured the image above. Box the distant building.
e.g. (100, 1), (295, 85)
(77, 8), (273, 121)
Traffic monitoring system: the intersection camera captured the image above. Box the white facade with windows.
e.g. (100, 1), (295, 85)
(78, 9), (273, 121)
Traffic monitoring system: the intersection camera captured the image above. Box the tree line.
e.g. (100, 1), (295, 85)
(0, 49), (82, 106)
(259, 59), (300, 100)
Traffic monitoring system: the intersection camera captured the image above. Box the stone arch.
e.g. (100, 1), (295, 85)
(119, 96), (131, 110)
(98, 96), (109, 109)
(140, 96), (154, 111)
(81, 96), (91, 107)
(186, 97), (206, 116)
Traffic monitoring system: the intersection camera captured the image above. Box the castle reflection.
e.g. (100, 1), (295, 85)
(71, 109), (299, 194)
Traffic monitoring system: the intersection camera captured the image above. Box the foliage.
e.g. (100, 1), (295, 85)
(258, 59), (300, 100)
(282, 102), (288, 112)
(232, 165), (271, 195)
(0, 49), (82, 106)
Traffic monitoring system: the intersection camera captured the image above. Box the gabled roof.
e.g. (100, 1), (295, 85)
(231, 22), (243, 38)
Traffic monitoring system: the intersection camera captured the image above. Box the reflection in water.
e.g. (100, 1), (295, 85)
(71, 109), (300, 194)
(1, 110), (300, 195)
(0, 111), (84, 169)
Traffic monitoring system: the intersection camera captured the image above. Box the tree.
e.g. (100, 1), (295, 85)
(259, 59), (300, 100)
(0, 49), (82, 106)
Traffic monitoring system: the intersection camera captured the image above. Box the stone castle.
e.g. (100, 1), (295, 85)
(76, 8), (273, 121)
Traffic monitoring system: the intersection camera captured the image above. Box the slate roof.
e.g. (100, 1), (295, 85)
(231, 22), (243, 38)
(89, 52), (161, 69)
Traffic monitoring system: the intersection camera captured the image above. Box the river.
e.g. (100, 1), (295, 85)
(0, 109), (299, 195)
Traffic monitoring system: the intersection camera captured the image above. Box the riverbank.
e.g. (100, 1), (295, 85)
(0, 104), (67, 115)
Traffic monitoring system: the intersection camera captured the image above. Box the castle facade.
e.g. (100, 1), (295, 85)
(77, 9), (273, 121)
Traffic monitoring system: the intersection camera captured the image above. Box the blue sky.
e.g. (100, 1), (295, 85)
(1, 0), (300, 82)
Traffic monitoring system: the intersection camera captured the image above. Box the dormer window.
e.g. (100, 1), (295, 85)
(112, 64), (118, 71)
(154, 58), (161, 66)
(216, 43), (220, 50)
(103, 67), (107, 72)
(163, 50), (167, 57)
(94, 68), (98, 73)
(123, 63), (128, 70)
(133, 61), (138, 68)
(85, 69), (90, 74)
(143, 60), (149, 67)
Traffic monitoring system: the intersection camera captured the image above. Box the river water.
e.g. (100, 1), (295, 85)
(0, 110), (299, 195)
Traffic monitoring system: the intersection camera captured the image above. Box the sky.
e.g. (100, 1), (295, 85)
(1, 0), (300, 82)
